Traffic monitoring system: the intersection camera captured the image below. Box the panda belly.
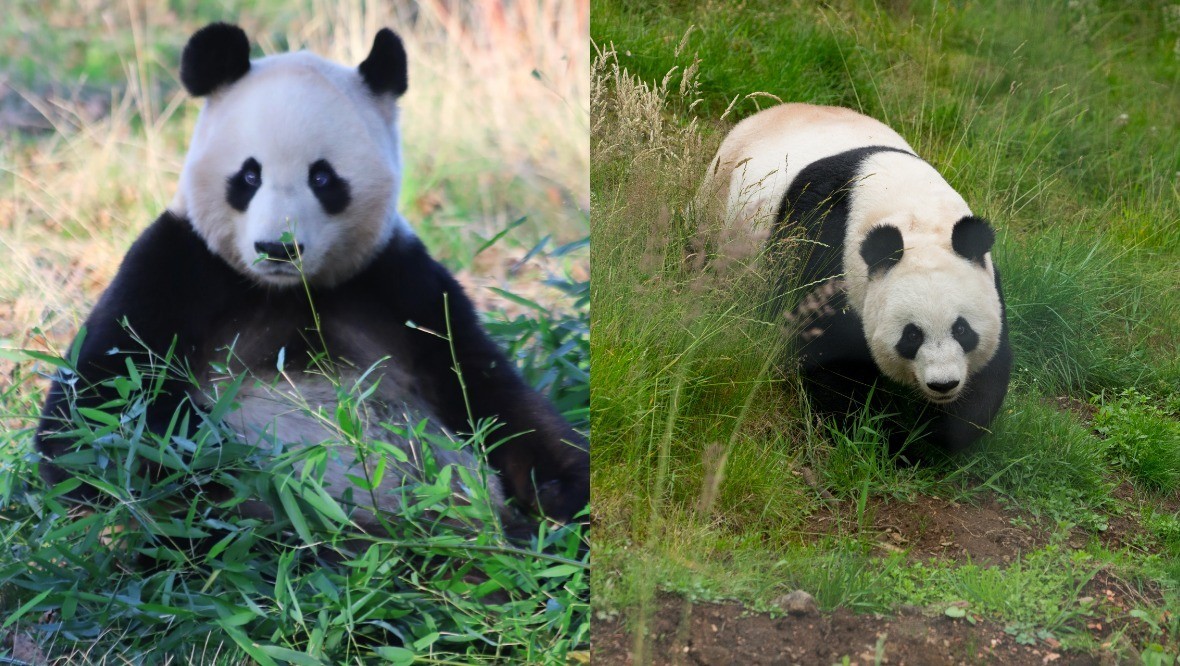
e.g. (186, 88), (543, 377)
(195, 313), (505, 530)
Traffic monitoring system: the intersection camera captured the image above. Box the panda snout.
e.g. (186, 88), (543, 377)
(254, 240), (305, 262)
(926, 379), (960, 394)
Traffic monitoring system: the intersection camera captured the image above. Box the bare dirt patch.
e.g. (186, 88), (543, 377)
(1048, 396), (1099, 427)
(804, 494), (1051, 564)
(593, 593), (1101, 665)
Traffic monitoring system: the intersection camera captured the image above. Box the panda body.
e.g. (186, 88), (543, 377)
(707, 104), (1011, 451)
(35, 24), (588, 530)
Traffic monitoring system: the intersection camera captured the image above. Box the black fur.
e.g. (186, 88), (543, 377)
(358, 28), (408, 97)
(860, 225), (904, 276)
(952, 316), (979, 353)
(36, 212), (589, 522)
(180, 23), (251, 97)
(226, 158), (262, 211)
(776, 146), (1011, 453)
(308, 159), (352, 214)
(772, 146), (916, 289)
(951, 215), (995, 265)
(895, 324), (923, 360)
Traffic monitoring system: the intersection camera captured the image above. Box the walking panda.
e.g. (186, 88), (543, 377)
(35, 23), (589, 531)
(705, 103), (1011, 451)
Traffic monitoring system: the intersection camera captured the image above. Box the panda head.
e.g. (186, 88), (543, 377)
(173, 23), (411, 287)
(857, 216), (1002, 404)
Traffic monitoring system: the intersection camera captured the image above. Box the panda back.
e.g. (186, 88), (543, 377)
(704, 104), (915, 250)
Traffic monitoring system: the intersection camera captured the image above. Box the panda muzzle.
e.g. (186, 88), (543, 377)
(254, 240), (304, 263)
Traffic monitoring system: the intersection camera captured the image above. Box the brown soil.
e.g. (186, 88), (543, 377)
(804, 493), (1050, 565)
(594, 486), (1178, 665)
(593, 593), (1103, 666)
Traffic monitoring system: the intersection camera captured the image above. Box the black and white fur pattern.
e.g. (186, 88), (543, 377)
(35, 23), (589, 530)
(708, 104), (1011, 451)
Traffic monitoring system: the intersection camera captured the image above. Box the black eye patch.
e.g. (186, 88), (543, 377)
(226, 157), (262, 212)
(308, 159), (351, 215)
(895, 323), (924, 360)
(952, 316), (979, 353)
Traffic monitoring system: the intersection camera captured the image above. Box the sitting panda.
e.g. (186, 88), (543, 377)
(34, 23), (589, 531)
(706, 103), (1011, 451)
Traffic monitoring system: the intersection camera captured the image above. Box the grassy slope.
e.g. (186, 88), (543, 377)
(591, 0), (1179, 659)
(0, 1), (588, 663)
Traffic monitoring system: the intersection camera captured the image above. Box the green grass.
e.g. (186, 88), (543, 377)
(592, 0), (1180, 659)
(1, 307), (589, 663)
(0, 1), (588, 663)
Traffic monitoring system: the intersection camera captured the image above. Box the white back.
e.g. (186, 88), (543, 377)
(701, 103), (914, 249)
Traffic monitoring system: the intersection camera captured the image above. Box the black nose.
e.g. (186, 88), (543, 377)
(926, 380), (960, 394)
(254, 241), (304, 261)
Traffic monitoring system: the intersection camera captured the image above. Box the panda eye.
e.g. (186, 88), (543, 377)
(307, 159), (352, 214)
(895, 323), (924, 360)
(226, 158), (263, 212)
(309, 162), (338, 190)
(952, 320), (966, 337)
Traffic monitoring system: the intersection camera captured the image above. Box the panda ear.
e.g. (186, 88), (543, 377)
(358, 28), (408, 97)
(951, 216), (995, 265)
(860, 225), (904, 277)
(180, 23), (251, 97)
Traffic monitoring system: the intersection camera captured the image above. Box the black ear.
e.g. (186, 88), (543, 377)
(860, 225), (904, 276)
(358, 28), (408, 96)
(951, 216), (995, 265)
(180, 23), (251, 97)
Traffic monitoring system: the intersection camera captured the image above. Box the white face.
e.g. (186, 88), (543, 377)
(862, 261), (1002, 404)
(176, 53), (406, 287)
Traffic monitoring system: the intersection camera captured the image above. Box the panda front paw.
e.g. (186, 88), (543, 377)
(531, 471), (589, 524)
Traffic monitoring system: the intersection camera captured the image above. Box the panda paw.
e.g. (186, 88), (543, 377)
(533, 474), (590, 524)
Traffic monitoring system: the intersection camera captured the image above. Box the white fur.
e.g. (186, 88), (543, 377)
(701, 103), (914, 251)
(202, 370), (504, 530)
(708, 104), (1003, 404)
(172, 51), (414, 287)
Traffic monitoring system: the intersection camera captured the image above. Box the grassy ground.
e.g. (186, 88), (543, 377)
(0, 0), (588, 663)
(591, 0), (1179, 662)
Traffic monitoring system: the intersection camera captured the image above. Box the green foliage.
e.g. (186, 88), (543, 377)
(484, 236), (591, 430)
(1000, 233), (1159, 396)
(818, 399), (940, 503)
(1094, 388), (1180, 493)
(0, 255), (589, 662)
(592, 0), (873, 118)
(966, 394), (1112, 528)
(881, 546), (1097, 640)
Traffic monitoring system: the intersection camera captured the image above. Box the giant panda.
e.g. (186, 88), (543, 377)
(705, 103), (1012, 451)
(34, 23), (589, 533)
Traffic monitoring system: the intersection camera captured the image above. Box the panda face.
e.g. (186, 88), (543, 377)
(175, 30), (410, 287)
(858, 219), (1003, 404)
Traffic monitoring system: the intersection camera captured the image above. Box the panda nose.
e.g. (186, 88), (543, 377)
(926, 380), (960, 394)
(254, 240), (304, 262)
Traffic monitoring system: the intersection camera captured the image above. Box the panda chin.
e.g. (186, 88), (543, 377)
(925, 393), (959, 406)
(250, 263), (307, 287)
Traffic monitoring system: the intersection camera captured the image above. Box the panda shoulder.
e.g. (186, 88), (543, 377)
(348, 234), (478, 323)
(104, 211), (239, 304)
